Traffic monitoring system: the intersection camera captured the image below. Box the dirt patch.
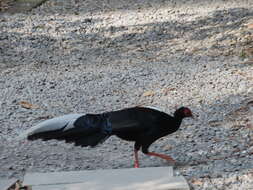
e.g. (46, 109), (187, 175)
(0, 0), (47, 13)
(0, 0), (15, 11)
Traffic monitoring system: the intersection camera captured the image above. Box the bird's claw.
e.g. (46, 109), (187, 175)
(134, 162), (139, 168)
(164, 156), (176, 163)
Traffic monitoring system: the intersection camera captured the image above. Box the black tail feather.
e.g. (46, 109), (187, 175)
(25, 113), (113, 147)
(74, 133), (109, 147)
(28, 128), (109, 147)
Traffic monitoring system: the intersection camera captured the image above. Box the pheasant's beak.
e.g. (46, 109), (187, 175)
(187, 112), (194, 119)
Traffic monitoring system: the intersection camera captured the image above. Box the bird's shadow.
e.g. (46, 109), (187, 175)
(175, 159), (209, 167)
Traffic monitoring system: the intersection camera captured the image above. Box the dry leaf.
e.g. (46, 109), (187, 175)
(244, 48), (253, 57)
(213, 138), (221, 142)
(19, 101), (39, 109)
(163, 145), (173, 151)
(162, 88), (176, 96)
(246, 123), (253, 129)
(35, 115), (51, 120)
(237, 71), (247, 76)
(241, 60), (253, 65)
(191, 179), (203, 186)
(232, 148), (241, 153)
(142, 90), (155, 97)
(208, 120), (222, 127)
(246, 23), (253, 29)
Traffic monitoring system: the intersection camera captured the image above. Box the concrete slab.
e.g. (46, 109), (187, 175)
(31, 176), (189, 190)
(0, 178), (17, 190)
(24, 167), (173, 185)
(23, 167), (189, 190)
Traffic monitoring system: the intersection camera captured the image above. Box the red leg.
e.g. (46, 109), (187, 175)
(134, 150), (140, 168)
(147, 152), (176, 163)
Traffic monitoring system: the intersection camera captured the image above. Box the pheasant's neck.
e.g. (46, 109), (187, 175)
(173, 116), (183, 128)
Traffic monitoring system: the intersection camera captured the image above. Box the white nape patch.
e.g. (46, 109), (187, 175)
(18, 114), (84, 140)
(144, 106), (163, 112)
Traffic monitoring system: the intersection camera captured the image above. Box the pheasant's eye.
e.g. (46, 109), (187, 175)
(183, 108), (192, 117)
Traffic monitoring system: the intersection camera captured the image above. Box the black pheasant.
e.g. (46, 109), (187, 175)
(20, 106), (193, 168)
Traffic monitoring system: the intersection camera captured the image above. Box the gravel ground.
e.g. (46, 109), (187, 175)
(1, 0), (253, 189)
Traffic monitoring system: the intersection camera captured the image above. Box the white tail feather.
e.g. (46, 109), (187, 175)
(18, 114), (84, 140)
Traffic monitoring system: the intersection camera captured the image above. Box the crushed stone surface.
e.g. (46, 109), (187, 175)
(1, 0), (253, 189)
